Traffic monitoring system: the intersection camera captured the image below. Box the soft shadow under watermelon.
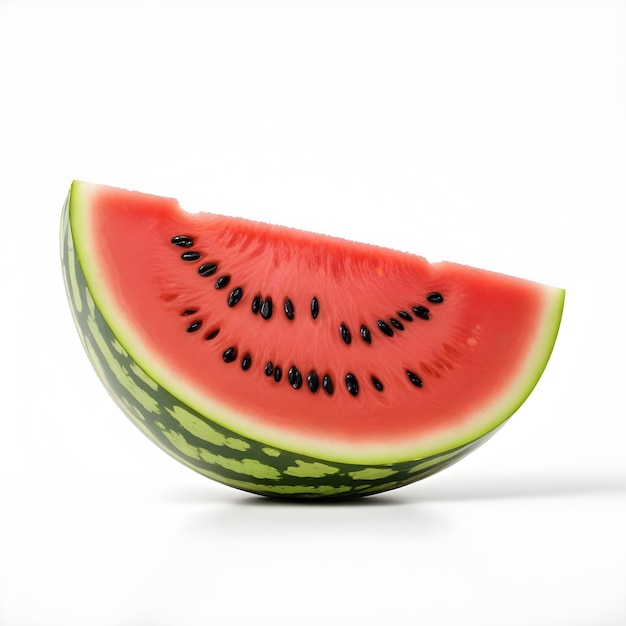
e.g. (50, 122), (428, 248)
(164, 470), (626, 506)
(185, 491), (448, 537)
(413, 471), (626, 502)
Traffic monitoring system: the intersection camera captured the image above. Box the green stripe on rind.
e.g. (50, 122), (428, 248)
(60, 191), (502, 499)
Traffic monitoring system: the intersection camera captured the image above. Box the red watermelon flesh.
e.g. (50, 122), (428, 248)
(68, 181), (564, 465)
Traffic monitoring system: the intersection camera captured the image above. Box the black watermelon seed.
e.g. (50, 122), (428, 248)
(427, 292), (444, 304)
(377, 320), (394, 337)
(182, 309), (197, 316)
(170, 235), (193, 248)
(360, 325), (372, 344)
(307, 370), (320, 393)
(215, 275), (231, 289)
(227, 287), (243, 307)
(397, 310), (413, 322)
(260, 297), (273, 319)
(389, 317), (404, 331)
(345, 372), (359, 396)
(340, 323), (352, 345)
(322, 374), (334, 395)
(241, 353), (251, 370)
(288, 365), (302, 389)
(181, 251), (201, 261)
(222, 347), (237, 363)
(412, 305), (430, 320)
(198, 263), (218, 277)
(371, 376), (384, 392)
(186, 320), (202, 333)
(311, 297), (319, 319)
(274, 366), (282, 382)
(284, 298), (295, 320)
(264, 361), (274, 376)
(407, 370), (423, 387)
(251, 295), (262, 314)
(205, 328), (220, 340)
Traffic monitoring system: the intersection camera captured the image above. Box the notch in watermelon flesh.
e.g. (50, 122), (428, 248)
(60, 181), (564, 498)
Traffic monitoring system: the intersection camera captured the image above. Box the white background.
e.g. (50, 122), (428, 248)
(1, 1), (625, 624)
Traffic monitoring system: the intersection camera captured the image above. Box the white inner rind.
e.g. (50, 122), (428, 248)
(70, 180), (565, 465)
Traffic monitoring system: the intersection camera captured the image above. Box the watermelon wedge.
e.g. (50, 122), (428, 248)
(60, 181), (564, 498)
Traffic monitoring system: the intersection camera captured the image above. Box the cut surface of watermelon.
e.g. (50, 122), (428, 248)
(61, 181), (564, 497)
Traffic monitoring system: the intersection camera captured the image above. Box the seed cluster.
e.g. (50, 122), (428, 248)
(334, 297), (443, 347)
(171, 234), (446, 398)
(264, 361), (335, 394)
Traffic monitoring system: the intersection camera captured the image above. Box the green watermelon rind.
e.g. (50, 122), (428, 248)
(60, 190), (501, 498)
(67, 181), (565, 468)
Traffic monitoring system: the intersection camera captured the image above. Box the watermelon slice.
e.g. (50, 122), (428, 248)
(60, 181), (564, 498)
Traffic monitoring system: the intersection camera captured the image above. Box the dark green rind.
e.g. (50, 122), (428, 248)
(60, 192), (495, 499)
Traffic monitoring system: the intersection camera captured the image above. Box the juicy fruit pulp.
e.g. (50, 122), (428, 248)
(61, 181), (564, 498)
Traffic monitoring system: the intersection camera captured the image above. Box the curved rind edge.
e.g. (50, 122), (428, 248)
(63, 182), (564, 482)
